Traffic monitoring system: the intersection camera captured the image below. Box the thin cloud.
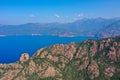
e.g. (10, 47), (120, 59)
(55, 14), (60, 18)
(77, 13), (84, 17)
(73, 13), (85, 21)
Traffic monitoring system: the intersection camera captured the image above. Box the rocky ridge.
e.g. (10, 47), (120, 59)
(0, 36), (120, 80)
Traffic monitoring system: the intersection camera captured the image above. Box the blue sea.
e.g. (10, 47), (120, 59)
(0, 36), (97, 63)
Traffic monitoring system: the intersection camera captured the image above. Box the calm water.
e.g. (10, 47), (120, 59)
(0, 36), (97, 63)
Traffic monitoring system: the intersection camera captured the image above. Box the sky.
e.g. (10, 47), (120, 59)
(0, 0), (120, 24)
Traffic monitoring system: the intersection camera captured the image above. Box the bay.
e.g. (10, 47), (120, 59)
(0, 36), (97, 63)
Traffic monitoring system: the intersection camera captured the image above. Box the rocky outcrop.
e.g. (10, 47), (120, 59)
(0, 70), (21, 80)
(0, 63), (23, 69)
(107, 47), (117, 61)
(105, 38), (111, 47)
(88, 61), (99, 79)
(113, 42), (117, 46)
(90, 41), (97, 57)
(42, 66), (60, 78)
(104, 66), (115, 78)
(33, 48), (44, 57)
(50, 42), (76, 60)
(118, 42), (120, 46)
(47, 55), (58, 62)
(99, 42), (104, 51)
(117, 48), (120, 60)
(20, 53), (30, 63)
(28, 60), (36, 74)
(78, 57), (89, 70)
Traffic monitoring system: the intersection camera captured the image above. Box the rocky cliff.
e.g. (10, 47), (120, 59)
(0, 36), (120, 80)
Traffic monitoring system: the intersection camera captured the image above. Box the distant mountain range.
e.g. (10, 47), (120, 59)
(0, 18), (120, 38)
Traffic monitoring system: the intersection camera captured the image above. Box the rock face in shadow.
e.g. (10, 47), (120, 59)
(0, 36), (120, 80)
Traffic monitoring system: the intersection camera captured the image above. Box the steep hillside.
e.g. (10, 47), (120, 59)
(0, 36), (120, 80)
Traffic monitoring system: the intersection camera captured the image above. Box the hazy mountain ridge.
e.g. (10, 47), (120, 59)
(0, 18), (120, 37)
(95, 20), (120, 37)
(0, 36), (120, 80)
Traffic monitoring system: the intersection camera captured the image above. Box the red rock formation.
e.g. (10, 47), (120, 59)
(107, 47), (117, 61)
(33, 48), (44, 57)
(47, 55), (58, 62)
(118, 42), (120, 46)
(88, 61), (99, 79)
(105, 39), (111, 47)
(51, 42), (76, 60)
(113, 42), (117, 46)
(117, 48), (120, 61)
(90, 41), (97, 57)
(20, 53), (30, 63)
(99, 42), (104, 51)
(104, 66), (115, 78)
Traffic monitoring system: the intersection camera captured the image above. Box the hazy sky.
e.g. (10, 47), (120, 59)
(0, 0), (120, 24)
